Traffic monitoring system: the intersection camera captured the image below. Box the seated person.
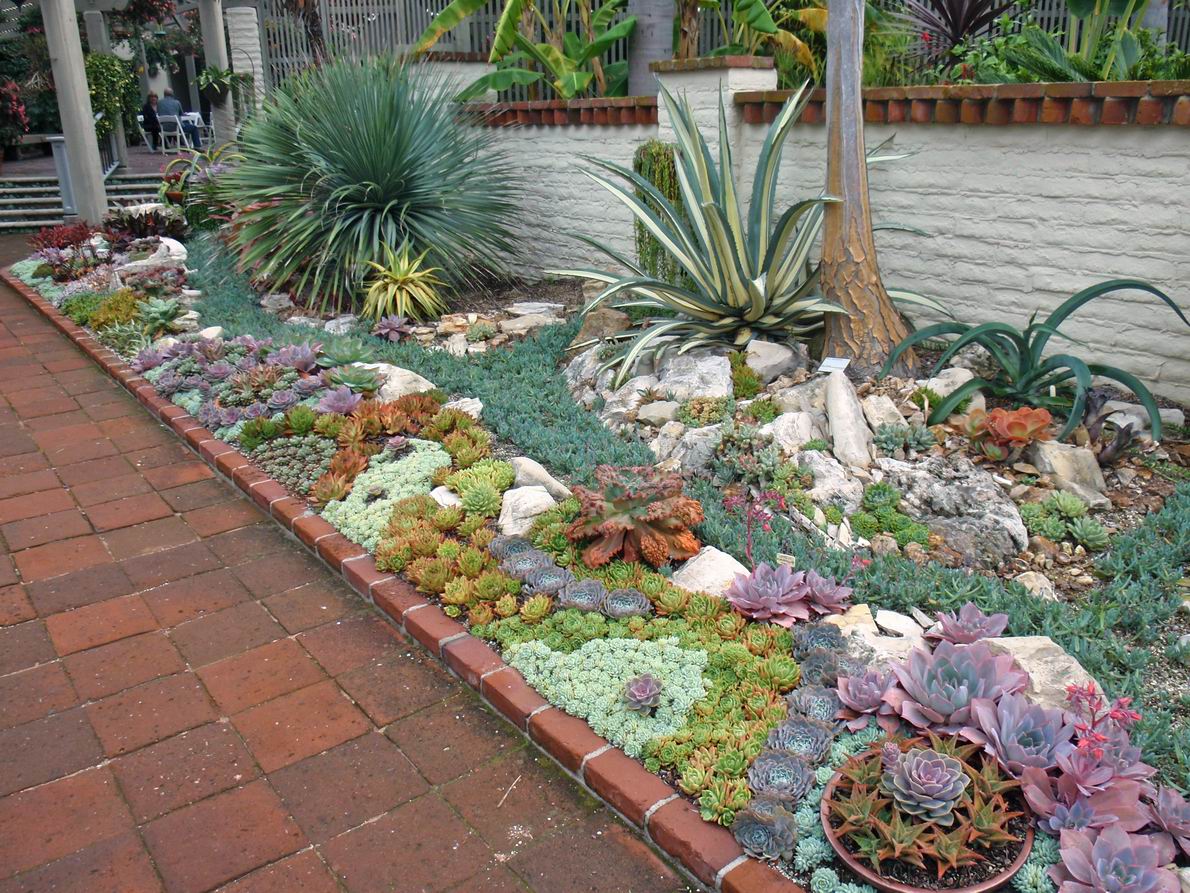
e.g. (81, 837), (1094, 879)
(156, 88), (202, 149)
(140, 92), (161, 150)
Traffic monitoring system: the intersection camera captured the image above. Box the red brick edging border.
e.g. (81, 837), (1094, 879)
(735, 80), (1190, 126)
(0, 266), (803, 893)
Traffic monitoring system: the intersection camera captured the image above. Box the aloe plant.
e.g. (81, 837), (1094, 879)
(555, 83), (945, 388)
(880, 280), (1188, 440)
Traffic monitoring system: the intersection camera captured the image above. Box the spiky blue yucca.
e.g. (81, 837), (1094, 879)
(219, 56), (519, 311)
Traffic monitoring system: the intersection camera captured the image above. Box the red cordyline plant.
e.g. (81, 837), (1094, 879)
(30, 223), (96, 252)
(565, 465), (704, 568)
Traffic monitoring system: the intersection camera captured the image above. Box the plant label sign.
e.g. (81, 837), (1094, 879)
(817, 357), (850, 374)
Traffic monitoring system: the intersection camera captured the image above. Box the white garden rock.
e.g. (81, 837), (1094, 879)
(1014, 570), (1058, 602)
(824, 603), (917, 663)
(430, 486), (462, 508)
(774, 377), (827, 413)
(285, 315), (322, 328)
(875, 609), (926, 644)
(825, 371), (874, 469)
(497, 486), (556, 536)
(671, 546), (748, 598)
(745, 340), (801, 384)
(668, 424), (724, 474)
(861, 394), (906, 431)
(564, 346), (613, 409)
(599, 375), (658, 429)
(983, 635), (1101, 712)
(260, 292), (294, 314)
(356, 364), (436, 402)
(173, 310), (200, 333)
(876, 455), (1028, 565)
(197, 326), (223, 341)
(117, 236), (187, 275)
(443, 397), (483, 420)
(511, 456), (571, 500)
(1026, 441), (1109, 510)
(324, 315), (359, 335)
(506, 301), (564, 317)
(499, 313), (561, 337)
(637, 401), (680, 427)
(797, 449), (865, 514)
(1104, 400), (1184, 433)
(924, 367), (975, 399)
(656, 353), (732, 402)
(761, 412), (821, 456)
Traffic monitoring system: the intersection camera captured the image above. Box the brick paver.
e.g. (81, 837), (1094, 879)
(0, 263), (692, 893)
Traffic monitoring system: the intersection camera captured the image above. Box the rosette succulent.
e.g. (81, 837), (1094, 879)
(132, 348), (165, 372)
(786, 685), (842, 726)
(747, 750), (815, 804)
(557, 578), (607, 612)
(205, 360), (236, 382)
(965, 693), (1075, 776)
(523, 565), (575, 597)
(267, 343), (319, 372)
(881, 747), (970, 826)
(601, 588), (652, 619)
(765, 715), (833, 764)
(317, 386), (363, 415)
(488, 535), (534, 560)
(926, 602), (1010, 645)
(886, 641), (1029, 732)
(623, 673), (663, 715)
(243, 402), (270, 420)
(792, 622), (846, 659)
(1047, 826), (1179, 893)
(373, 315), (414, 342)
(499, 550), (555, 580)
(267, 388), (299, 412)
(294, 376), (324, 397)
(731, 797), (797, 861)
(837, 667), (900, 733)
(804, 570), (852, 616)
(725, 563), (811, 628)
(1147, 786), (1190, 858)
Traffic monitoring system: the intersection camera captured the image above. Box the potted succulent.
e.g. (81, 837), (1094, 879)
(820, 733), (1034, 893)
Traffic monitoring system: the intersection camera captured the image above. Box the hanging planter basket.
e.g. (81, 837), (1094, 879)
(200, 83), (229, 104)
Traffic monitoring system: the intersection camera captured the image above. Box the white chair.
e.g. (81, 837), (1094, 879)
(136, 114), (159, 153)
(159, 115), (192, 153)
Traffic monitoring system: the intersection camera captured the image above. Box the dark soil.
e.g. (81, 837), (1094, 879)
(445, 277), (585, 316)
(827, 804), (1033, 891)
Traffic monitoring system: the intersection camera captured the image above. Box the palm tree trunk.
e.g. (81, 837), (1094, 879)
(819, 0), (916, 377)
(677, 0), (700, 59)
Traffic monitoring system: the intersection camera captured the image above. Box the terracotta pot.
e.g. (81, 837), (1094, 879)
(819, 772), (1035, 893)
(165, 190), (184, 203)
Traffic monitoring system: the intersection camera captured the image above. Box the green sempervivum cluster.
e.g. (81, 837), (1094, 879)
(849, 483), (929, 548)
(88, 288), (141, 330)
(466, 321), (497, 342)
(677, 396), (733, 428)
(61, 291), (110, 325)
(422, 407), (491, 469)
(320, 439), (451, 550)
(743, 396), (781, 425)
(873, 423), (936, 455)
(729, 351), (762, 399)
(247, 434), (336, 495)
(506, 636), (708, 758)
(1019, 492), (1108, 549)
(715, 421), (782, 489)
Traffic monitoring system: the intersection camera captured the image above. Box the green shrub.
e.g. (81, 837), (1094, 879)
(88, 288), (141, 330)
(217, 56), (519, 311)
(61, 291), (109, 325)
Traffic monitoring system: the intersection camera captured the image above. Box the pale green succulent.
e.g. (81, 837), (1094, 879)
(1068, 515), (1110, 551)
(1046, 490), (1088, 520)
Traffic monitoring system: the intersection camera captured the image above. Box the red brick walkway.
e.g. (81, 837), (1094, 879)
(0, 275), (692, 893)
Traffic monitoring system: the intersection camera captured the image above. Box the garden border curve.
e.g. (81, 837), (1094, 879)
(0, 266), (805, 893)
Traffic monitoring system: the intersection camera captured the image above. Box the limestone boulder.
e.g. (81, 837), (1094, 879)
(569, 306), (630, 350)
(285, 316), (321, 328)
(443, 397), (483, 419)
(861, 395), (906, 431)
(1014, 570), (1057, 602)
(671, 546), (748, 598)
(637, 401), (679, 427)
(761, 412), (821, 456)
(506, 301), (564, 317)
(430, 486), (462, 508)
(796, 449), (865, 514)
(924, 367), (975, 399)
(668, 424), (724, 474)
(1026, 441), (1109, 510)
(656, 353), (732, 402)
(876, 455), (1028, 565)
(260, 292), (294, 314)
(324, 315), (359, 335)
(497, 486), (556, 536)
(197, 326), (223, 341)
(745, 340), (804, 384)
(823, 603), (917, 664)
(599, 375), (658, 429)
(825, 371), (873, 469)
(499, 314), (561, 337)
(564, 346), (614, 409)
(357, 364), (436, 402)
(983, 635), (1101, 712)
(511, 456), (571, 500)
(774, 377), (827, 414)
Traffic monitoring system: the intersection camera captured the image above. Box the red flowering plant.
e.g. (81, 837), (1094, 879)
(0, 81), (29, 149)
(724, 490), (785, 570)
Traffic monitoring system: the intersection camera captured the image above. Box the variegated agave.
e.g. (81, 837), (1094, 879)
(553, 83), (945, 388)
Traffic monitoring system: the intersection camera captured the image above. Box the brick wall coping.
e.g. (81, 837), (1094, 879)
(464, 95), (659, 126)
(735, 80), (1190, 126)
(417, 50), (490, 63)
(0, 265), (802, 893)
(650, 55), (775, 72)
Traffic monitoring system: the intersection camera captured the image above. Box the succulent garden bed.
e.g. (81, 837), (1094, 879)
(8, 219), (1190, 893)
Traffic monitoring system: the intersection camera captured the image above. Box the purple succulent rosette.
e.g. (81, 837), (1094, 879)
(880, 746), (970, 826)
(317, 386), (362, 415)
(622, 673), (662, 714)
(132, 348), (165, 372)
(266, 342), (319, 372)
(267, 388), (299, 413)
(837, 667), (900, 733)
(293, 376), (324, 397)
(1047, 825), (1179, 893)
(204, 360), (235, 382)
(926, 601), (1010, 645)
(242, 401), (270, 420)
(963, 692), (1075, 776)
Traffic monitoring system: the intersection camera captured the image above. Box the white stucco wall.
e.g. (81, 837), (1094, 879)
(481, 89), (1190, 401)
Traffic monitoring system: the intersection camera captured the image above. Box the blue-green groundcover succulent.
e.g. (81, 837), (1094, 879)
(506, 637), (707, 758)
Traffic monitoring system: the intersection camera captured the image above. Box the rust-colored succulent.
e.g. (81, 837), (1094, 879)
(566, 465), (704, 568)
(309, 472), (352, 507)
(983, 407), (1053, 448)
(327, 449), (371, 482)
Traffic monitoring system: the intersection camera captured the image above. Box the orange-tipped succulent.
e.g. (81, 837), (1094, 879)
(983, 407), (1053, 447)
(565, 465), (704, 568)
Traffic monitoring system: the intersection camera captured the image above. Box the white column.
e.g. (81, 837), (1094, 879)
(41, 0), (107, 221)
(199, 0), (236, 143)
(81, 9), (129, 168)
(226, 6), (265, 108)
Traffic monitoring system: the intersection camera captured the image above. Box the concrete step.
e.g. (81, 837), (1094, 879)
(0, 218), (63, 231)
(0, 196), (65, 207)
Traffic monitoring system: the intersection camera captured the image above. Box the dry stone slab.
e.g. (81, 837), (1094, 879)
(797, 449), (864, 514)
(499, 313), (561, 337)
(569, 307), (630, 350)
(511, 457), (571, 500)
(260, 292), (293, 313)
(656, 353), (732, 402)
(982, 635), (1101, 712)
(861, 394), (906, 431)
(356, 364), (436, 402)
(1026, 441), (1109, 510)
(670, 546), (748, 598)
(638, 401), (680, 427)
(924, 367), (975, 398)
(1014, 570), (1057, 602)
(825, 371), (873, 469)
(744, 340), (801, 384)
(497, 486), (556, 536)
(443, 397), (483, 419)
(761, 412), (821, 456)
(324, 315), (359, 335)
(430, 486), (462, 508)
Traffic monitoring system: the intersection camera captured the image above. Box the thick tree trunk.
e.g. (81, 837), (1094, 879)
(819, 0), (916, 378)
(677, 0), (700, 60)
(627, 0), (676, 93)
